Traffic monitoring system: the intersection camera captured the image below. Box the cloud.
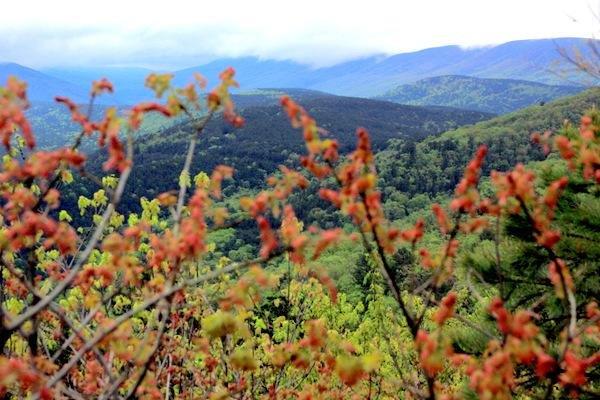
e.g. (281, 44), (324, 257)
(0, 0), (598, 69)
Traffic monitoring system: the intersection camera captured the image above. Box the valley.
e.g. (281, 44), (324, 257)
(1, 26), (599, 398)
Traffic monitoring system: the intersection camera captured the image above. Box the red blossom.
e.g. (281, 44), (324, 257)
(401, 219), (424, 244)
(555, 135), (576, 168)
(489, 298), (511, 335)
(1, 77), (35, 149)
(548, 258), (574, 299)
(543, 177), (568, 210)
(450, 145), (487, 213)
(280, 205), (307, 264)
(103, 135), (130, 172)
(129, 102), (172, 130)
(312, 228), (343, 260)
(431, 203), (450, 234)
(210, 165), (234, 198)
(415, 330), (448, 377)
(91, 78), (114, 96)
(531, 130), (552, 154)
(55, 96), (94, 134)
(257, 216), (278, 259)
(309, 268), (338, 303)
(300, 319), (327, 349)
(433, 292), (457, 325)
(535, 352), (556, 378)
(559, 350), (600, 390)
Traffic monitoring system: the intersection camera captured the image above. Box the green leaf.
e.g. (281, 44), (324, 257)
(179, 170), (191, 189)
(59, 210), (73, 222)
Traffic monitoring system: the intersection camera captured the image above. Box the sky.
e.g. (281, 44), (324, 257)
(1, 0), (599, 69)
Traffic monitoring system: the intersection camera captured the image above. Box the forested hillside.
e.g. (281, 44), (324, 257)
(24, 89), (332, 149)
(284, 88), (600, 239)
(376, 87), (600, 198)
(72, 94), (492, 210)
(1, 62), (599, 399)
(377, 75), (584, 113)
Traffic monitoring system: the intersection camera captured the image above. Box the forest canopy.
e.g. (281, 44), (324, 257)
(0, 61), (598, 400)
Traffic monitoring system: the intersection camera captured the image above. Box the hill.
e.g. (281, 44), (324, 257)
(23, 89), (334, 149)
(19, 37), (598, 102)
(376, 87), (600, 199)
(0, 62), (86, 103)
(376, 75), (584, 114)
(75, 95), (492, 211)
(42, 66), (154, 105)
(173, 38), (598, 97)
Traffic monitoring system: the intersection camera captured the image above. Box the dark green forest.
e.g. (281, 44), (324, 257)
(54, 88), (600, 281)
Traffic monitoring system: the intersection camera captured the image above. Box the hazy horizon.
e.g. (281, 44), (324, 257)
(0, 36), (597, 73)
(1, 0), (599, 69)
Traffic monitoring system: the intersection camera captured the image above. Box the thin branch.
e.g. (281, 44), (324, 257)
(173, 110), (215, 233)
(5, 161), (132, 332)
(122, 299), (170, 400)
(5, 127), (134, 333)
(38, 251), (284, 395)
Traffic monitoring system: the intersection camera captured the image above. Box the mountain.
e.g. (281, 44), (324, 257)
(9, 37), (591, 103)
(231, 88), (335, 108)
(42, 66), (154, 105)
(376, 87), (600, 197)
(0, 62), (86, 103)
(76, 94), (492, 211)
(0, 37), (592, 105)
(174, 58), (311, 89)
(318, 37), (599, 95)
(174, 38), (598, 97)
(376, 75), (585, 114)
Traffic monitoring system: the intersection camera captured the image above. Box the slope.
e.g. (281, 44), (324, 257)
(376, 75), (584, 114)
(376, 87), (600, 199)
(78, 94), (492, 211)
(0, 62), (87, 103)
(174, 38), (597, 97)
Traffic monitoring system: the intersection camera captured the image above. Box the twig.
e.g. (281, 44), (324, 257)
(38, 251), (284, 395)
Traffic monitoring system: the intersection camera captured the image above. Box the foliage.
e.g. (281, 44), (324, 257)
(63, 93), (491, 221)
(376, 88), (600, 199)
(0, 66), (598, 400)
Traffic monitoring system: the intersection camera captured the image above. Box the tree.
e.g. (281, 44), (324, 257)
(0, 67), (598, 399)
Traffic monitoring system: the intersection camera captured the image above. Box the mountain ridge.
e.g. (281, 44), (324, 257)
(169, 37), (596, 96)
(2, 37), (597, 103)
(0, 62), (87, 103)
(76, 93), (493, 211)
(376, 75), (585, 113)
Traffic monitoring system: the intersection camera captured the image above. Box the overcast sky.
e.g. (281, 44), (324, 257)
(1, 0), (599, 69)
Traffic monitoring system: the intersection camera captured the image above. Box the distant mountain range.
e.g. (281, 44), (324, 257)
(0, 62), (87, 103)
(172, 38), (598, 96)
(1, 37), (598, 104)
(376, 75), (585, 114)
